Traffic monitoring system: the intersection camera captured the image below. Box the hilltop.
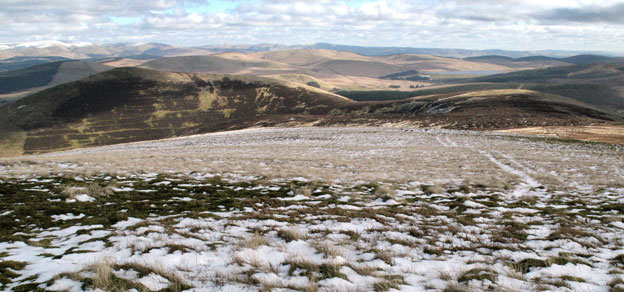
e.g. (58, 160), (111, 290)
(1, 41), (616, 61)
(0, 66), (619, 156)
(463, 54), (622, 69)
(0, 67), (351, 155)
(459, 63), (624, 115)
(2, 46), (621, 98)
(139, 49), (511, 91)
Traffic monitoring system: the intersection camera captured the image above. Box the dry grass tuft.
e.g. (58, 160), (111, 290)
(61, 185), (87, 200)
(440, 271), (455, 281)
(240, 232), (268, 250)
(61, 182), (114, 199)
(610, 277), (624, 292)
(443, 282), (474, 292)
(374, 184), (395, 199)
(374, 249), (394, 265)
(278, 226), (307, 242)
(348, 263), (378, 276)
(315, 242), (343, 258)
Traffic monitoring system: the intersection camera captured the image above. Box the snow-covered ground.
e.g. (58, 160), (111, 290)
(0, 127), (622, 292)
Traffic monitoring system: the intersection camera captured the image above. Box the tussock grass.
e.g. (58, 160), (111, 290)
(278, 226), (307, 242)
(0, 260), (27, 286)
(61, 185), (87, 200)
(315, 242), (343, 258)
(506, 257), (588, 274)
(610, 277), (624, 292)
(458, 268), (497, 283)
(1, 135), (623, 292)
(373, 274), (407, 291)
(420, 184), (443, 195)
(240, 232), (268, 250)
(53, 258), (192, 292)
(348, 263), (378, 276)
(439, 271), (455, 281)
(342, 230), (361, 241)
(114, 261), (191, 291)
(374, 250), (394, 265)
(3, 127), (622, 190)
(443, 282), (473, 292)
(285, 257), (346, 281)
(60, 181), (114, 200)
(51, 259), (150, 292)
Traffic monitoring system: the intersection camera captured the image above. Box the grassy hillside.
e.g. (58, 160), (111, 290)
(254, 49), (369, 66)
(311, 59), (405, 77)
(337, 84), (514, 101)
(0, 67), (351, 155)
(1, 65), (620, 156)
(0, 61), (111, 94)
(0, 56), (71, 72)
(0, 62), (63, 94)
(466, 63), (624, 83)
(141, 55), (282, 73)
(562, 55), (622, 65)
(453, 64), (624, 114)
(529, 84), (624, 111)
(331, 89), (619, 131)
(463, 54), (622, 68)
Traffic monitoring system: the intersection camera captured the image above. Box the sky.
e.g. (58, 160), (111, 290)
(0, 0), (623, 52)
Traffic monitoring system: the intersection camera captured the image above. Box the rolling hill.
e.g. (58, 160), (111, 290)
(307, 43), (614, 58)
(0, 41), (212, 60)
(457, 63), (624, 114)
(0, 67), (352, 155)
(0, 61), (111, 95)
(0, 56), (72, 72)
(140, 54), (287, 73)
(352, 89), (619, 129)
(463, 55), (571, 69)
(139, 49), (517, 91)
(253, 49), (369, 66)
(464, 54), (622, 69)
(0, 66), (619, 156)
(2, 41), (616, 61)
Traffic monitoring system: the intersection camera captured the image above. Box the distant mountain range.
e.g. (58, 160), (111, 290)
(0, 41), (619, 62)
(0, 49), (560, 97)
(2, 48), (623, 108)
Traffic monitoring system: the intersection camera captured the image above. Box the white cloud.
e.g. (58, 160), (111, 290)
(0, 0), (622, 52)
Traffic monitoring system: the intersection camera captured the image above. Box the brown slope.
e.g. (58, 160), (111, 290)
(253, 49), (370, 66)
(376, 54), (511, 72)
(0, 61), (112, 96)
(140, 55), (286, 74)
(460, 63), (624, 115)
(0, 67), (352, 155)
(323, 89), (620, 130)
(463, 55), (572, 69)
(0, 76), (620, 156)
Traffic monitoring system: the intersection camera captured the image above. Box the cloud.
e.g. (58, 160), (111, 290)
(536, 3), (624, 24)
(0, 0), (623, 52)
